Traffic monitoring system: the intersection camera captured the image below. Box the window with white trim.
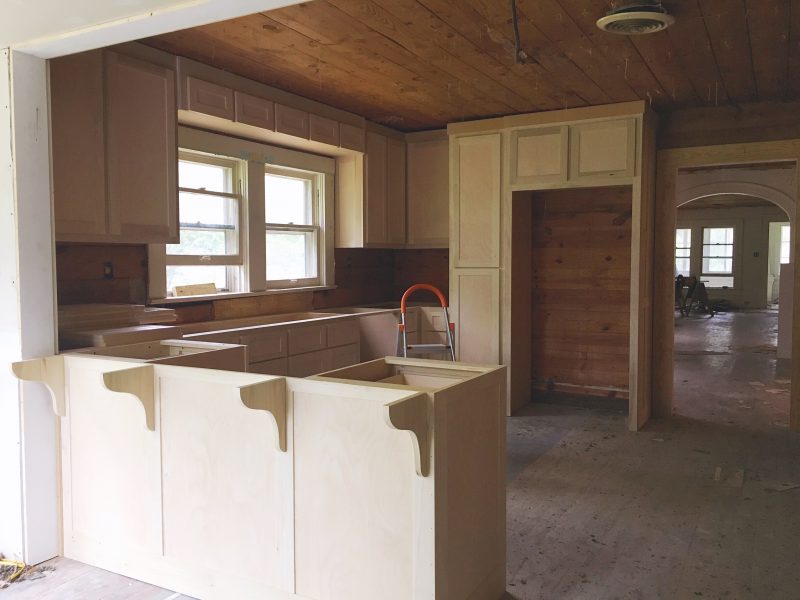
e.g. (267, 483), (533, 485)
(675, 228), (691, 276)
(781, 224), (791, 264)
(702, 227), (734, 288)
(265, 166), (321, 287)
(165, 152), (243, 293)
(149, 128), (334, 300)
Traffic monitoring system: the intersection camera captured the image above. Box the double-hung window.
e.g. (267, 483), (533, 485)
(781, 225), (791, 264)
(675, 228), (691, 276)
(165, 152), (243, 293)
(702, 227), (734, 288)
(265, 166), (321, 287)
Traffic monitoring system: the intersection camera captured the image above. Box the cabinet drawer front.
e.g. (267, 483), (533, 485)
(288, 325), (326, 355)
(242, 330), (287, 362)
(234, 91), (274, 130)
(186, 77), (234, 120)
(328, 344), (360, 370)
(249, 357), (288, 376)
(275, 104), (310, 138)
(309, 114), (339, 146)
(288, 349), (329, 377)
(339, 123), (365, 152)
(326, 320), (359, 348)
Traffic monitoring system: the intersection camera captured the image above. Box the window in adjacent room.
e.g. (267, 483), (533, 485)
(702, 227), (734, 288)
(675, 228), (691, 276)
(165, 151), (243, 293)
(781, 224), (791, 264)
(265, 166), (321, 287)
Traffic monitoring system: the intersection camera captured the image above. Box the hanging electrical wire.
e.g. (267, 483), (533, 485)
(510, 0), (528, 64)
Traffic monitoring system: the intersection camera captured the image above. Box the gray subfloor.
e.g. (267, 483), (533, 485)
(6, 311), (800, 599)
(507, 310), (800, 599)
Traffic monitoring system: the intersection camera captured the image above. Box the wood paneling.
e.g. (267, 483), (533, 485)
(56, 243), (148, 305)
(531, 187), (632, 392)
(144, 0), (800, 131)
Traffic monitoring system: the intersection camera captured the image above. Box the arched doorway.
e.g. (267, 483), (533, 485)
(653, 143), (800, 432)
(672, 192), (792, 427)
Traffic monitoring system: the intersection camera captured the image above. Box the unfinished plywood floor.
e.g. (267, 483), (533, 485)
(7, 310), (799, 599)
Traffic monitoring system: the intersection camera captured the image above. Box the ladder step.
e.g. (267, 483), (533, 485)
(406, 343), (451, 352)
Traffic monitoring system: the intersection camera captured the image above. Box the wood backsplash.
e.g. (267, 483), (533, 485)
(56, 244), (449, 323)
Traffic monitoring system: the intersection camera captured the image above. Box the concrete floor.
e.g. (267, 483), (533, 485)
(7, 311), (800, 599)
(507, 310), (800, 599)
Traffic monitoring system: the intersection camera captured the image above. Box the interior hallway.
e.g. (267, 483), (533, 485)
(506, 310), (800, 599)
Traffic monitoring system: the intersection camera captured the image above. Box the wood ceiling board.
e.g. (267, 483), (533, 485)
(264, 2), (514, 121)
(552, 0), (670, 107)
(664, 0), (729, 106)
(790, 0), (800, 96)
(318, 0), (532, 114)
(515, 0), (642, 104)
(414, 0), (585, 109)
(699, 0), (758, 103)
(464, 0), (613, 106)
(745, 0), (790, 100)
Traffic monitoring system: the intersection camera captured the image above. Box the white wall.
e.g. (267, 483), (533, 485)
(677, 204), (788, 308)
(0, 50), (58, 563)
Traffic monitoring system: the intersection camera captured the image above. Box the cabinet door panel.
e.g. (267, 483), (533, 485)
(288, 349), (330, 377)
(242, 330), (287, 362)
(249, 357), (288, 376)
(309, 114), (339, 146)
(275, 104), (310, 138)
(234, 91), (274, 130)
(326, 320), (359, 348)
(365, 131), (388, 244)
(186, 76), (234, 120)
(452, 134), (501, 268)
(288, 325), (326, 355)
(51, 51), (108, 239)
(339, 123), (365, 152)
(328, 344), (360, 370)
(511, 126), (568, 186)
(386, 137), (406, 246)
(407, 139), (449, 248)
(450, 268), (500, 364)
(570, 118), (636, 180)
(105, 51), (178, 243)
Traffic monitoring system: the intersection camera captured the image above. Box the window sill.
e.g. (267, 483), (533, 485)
(150, 285), (337, 306)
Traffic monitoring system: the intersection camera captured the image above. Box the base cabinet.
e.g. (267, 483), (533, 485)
(13, 355), (507, 600)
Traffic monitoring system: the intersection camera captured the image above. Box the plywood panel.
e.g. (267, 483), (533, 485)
(570, 118), (636, 180)
(406, 136), (449, 248)
(531, 186), (632, 392)
(511, 126), (568, 185)
(234, 91), (274, 130)
(365, 131), (388, 244)
(386, 137), (406, 245)
(450, 268), (500, 364)
(185, 76), (234, 119)
(452, 134), (501, 268)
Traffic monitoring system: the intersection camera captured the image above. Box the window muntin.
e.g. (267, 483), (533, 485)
(265, 167), (321, 286)
(165, 152), (243, 295)
(675, 228), (691, 276)
(781, 224), (791, 265)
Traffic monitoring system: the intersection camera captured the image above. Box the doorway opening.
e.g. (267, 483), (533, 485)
(672, 190), (793, 429)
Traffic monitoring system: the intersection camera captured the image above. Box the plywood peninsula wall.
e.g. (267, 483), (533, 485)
(530, 187), (632, 396)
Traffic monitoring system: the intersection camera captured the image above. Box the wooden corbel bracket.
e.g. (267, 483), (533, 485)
(11, 355), (66, 416)
(238, 378), (287, 452)
(102, 365), (156, 431)
(384, 393), (432, 477)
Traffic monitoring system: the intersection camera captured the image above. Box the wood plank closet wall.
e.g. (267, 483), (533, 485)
(530, 186), (632, 395)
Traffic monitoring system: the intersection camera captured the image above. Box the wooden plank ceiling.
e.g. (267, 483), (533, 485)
(146, 0), (796, 131)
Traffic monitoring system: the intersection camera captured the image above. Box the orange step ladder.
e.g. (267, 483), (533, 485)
(396, 284), (456, 361)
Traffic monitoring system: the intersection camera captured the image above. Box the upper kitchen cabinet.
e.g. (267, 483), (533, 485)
(570, 118), (636, 180)
(336, 125), (406, 249)
(406, 131), (449, 248)
(51, 46), (178, 244)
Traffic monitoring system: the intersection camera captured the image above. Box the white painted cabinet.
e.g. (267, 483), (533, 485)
(51, 48), (178, 244)
(406, 133), (449, 248)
